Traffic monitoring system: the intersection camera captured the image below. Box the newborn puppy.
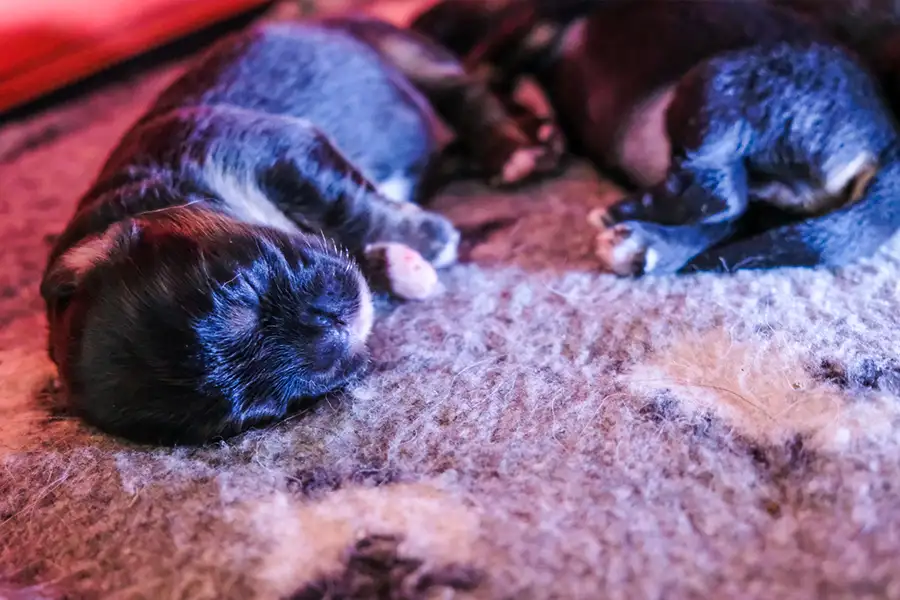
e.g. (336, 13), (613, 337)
(41, 15), (559, 445)
(594, 41), (900, 275)
(413, 0), (900, 274)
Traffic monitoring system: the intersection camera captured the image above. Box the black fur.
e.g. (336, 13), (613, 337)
(41, 16), (557, 445)
(413, 0), (900, 274)
(604, 40), (900, 274)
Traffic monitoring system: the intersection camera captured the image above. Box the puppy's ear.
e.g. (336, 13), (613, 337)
(41, 219), (142, 303)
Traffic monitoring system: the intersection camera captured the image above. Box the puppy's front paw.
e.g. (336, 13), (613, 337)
(594, 223), (658, 277)
(364, 243), (441, 301)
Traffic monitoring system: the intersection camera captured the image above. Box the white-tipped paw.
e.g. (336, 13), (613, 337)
(594, 223), (658, 277)
(364, 243), (442, 301)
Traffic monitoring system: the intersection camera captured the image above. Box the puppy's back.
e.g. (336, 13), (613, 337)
(143, 22), (437, 185)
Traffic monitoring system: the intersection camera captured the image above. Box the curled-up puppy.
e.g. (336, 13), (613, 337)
(40, 15), (559, 446)
(413, 0), (900, 274)
(593, 40), (900, 275)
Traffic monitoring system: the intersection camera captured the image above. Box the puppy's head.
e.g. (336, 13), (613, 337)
(41, 207), (374, 445)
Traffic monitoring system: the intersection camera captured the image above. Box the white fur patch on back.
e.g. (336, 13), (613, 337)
(753, 152), (877, 216)
(201, 162), (299, 234)
(377, 172), (415, 204)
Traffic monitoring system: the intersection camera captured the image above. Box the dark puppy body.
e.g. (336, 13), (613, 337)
(413, 0), (821, 184)
(413, 0), (900, 274)
(41, 16), (555, 445)
(596, 41), (900, 275)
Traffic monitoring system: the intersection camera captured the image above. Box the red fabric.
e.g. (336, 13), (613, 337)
(0, 0), (268, 112)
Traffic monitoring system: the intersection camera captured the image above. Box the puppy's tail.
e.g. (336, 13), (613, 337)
(682, 145), (900, 273)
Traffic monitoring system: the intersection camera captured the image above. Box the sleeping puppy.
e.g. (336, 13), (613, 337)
(594, 40), (899, 275)
(40, 15), (560, 446)
(412, 0), (900, 275)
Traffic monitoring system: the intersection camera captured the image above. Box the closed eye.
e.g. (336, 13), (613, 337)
(308, 308), (345, 329)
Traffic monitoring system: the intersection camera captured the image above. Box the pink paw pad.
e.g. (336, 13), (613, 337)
(364, 243), (441, 301)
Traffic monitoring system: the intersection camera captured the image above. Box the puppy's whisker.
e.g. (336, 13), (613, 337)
(137, 199), (204, 217)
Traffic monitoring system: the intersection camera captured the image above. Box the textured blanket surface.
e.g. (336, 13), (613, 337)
(2, 2), (900, 599)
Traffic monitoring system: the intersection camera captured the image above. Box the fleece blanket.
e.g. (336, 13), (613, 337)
(2, 1), (900, 598)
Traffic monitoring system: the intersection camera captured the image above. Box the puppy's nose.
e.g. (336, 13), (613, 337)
(312, 332), (349, 371)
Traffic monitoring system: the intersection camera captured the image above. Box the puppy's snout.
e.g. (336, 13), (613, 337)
(307, 285), (373, 373)
(312, 331), (349, 371)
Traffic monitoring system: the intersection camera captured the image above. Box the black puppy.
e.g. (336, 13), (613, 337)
(412, 0), (900, 275)
(594, 40), (899, 275)
(40, 15), (560, 445)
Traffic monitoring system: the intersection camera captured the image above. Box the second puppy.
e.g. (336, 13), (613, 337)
(413, 0), (900, 275)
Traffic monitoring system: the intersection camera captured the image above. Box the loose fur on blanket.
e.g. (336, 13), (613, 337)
(2, 1), (900, 599)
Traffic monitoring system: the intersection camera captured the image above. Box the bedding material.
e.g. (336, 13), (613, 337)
(1, 2), (900, 598)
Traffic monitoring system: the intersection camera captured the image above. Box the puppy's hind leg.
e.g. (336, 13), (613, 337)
(605, 159), (750, 224)
(350, 19), (565, 187)
(594, 217), (737, 276)
(604, 68), (753, 229)
(594, 120), (750, 275)
(682, 149), (900, 273)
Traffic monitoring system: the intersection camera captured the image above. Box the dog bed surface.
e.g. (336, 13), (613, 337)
(1, 3), (900, 599)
